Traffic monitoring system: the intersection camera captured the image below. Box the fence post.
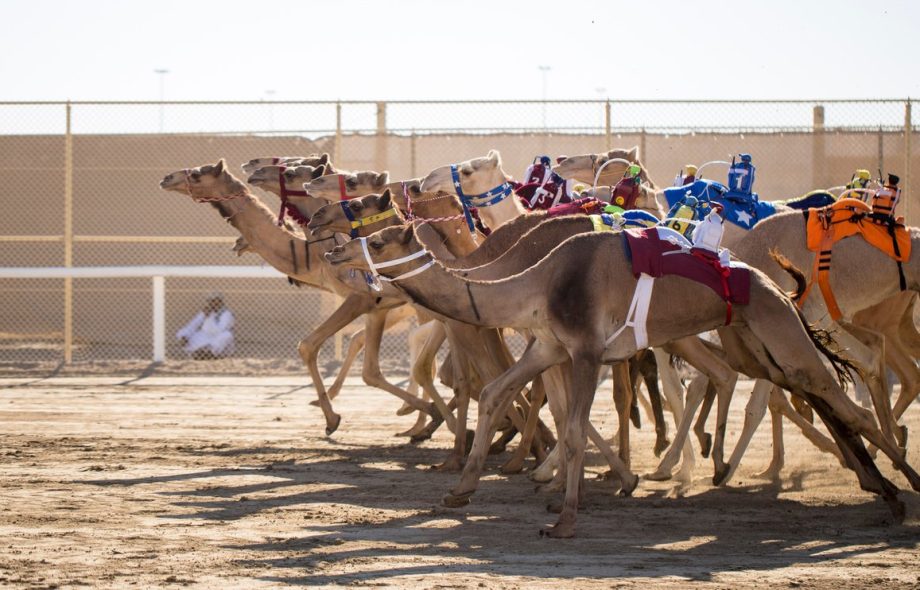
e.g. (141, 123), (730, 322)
(334, 102), (343, 167)
(375, 101), (387, 172)
(905, 99), (912, 224)
(812, 105), (825, 190)
(410, 129), (417, 178)
(63, 102), (74, 363)
(877, 125), (884, 176)
(605, 100), (612, 152)
(152, 276), (165, 362)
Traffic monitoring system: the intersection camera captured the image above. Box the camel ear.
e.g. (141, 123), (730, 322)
(318, 153), (329, 165)
(376, 171), (389, 186)
(487, 149), (502, 168)
(626, 146), (639, 161)
(311, 165), (324, 179)
(379, 189), (392, 209)
(400, 225), (414, 243)
(214, 159), (225, 174)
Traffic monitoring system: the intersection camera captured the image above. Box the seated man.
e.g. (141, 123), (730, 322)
(176, 292), (235, 359)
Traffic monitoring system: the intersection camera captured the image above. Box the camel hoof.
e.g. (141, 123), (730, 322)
(546, 500), (563, 514)
(712, 464), (731, 486)
(535, 481), (564, 494)
(441, 491), (473, 508)
(324, 414), (342, 436)
(653, 437), (671, 458)
(644, 470), (673, 482)
(619, 473), (639, 497)
(539, 523), (575, 538)
(500, 459), (524, 475)
(489, 440), (509, 455)
(888, 498), (906, 525)
(529, 469), (554, 484)
(410, 413), (444, 443)
(395, 402), (415, 417)
(698, 433), (713, 458)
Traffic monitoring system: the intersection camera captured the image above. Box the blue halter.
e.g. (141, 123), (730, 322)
(340, 201), (359, 238)
(449, 164), (514, 234)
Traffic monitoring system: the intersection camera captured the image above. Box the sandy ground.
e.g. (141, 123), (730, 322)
(1, 374), (919, 589)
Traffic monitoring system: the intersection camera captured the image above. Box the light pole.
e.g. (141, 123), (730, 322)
(154, 69), (169, 132)
(538, 65), (550, 129)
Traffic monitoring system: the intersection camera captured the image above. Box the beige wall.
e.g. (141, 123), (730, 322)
(1, 129), (917, 362)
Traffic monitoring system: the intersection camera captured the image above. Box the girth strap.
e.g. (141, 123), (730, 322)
(605, 273), (655, 350)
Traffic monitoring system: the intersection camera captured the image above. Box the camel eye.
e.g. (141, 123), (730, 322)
(369, 240), (383, 250)
(346, 178), (358, 189)
(190, 172), (202, 180)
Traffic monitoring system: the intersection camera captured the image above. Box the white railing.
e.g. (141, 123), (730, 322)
(0, 266), (285, 362)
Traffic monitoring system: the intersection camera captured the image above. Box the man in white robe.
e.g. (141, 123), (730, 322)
(176, 293), (235, 359)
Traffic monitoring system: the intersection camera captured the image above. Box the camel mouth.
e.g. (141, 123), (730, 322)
(246, 174), (266, 186)
(323, 249), (350, 266)
(159, 176), (184, 191)
(306, 217), (330, 232)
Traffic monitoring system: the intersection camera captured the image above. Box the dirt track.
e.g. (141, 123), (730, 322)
(1, 374), (919, 588)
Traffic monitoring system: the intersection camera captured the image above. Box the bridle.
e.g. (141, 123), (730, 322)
(276, 166), (311, 227)
(398, 181), (467, 225)
(448, 164), (513, 234)
(358, 237), (434, 290)
(340, 201), (398, 238)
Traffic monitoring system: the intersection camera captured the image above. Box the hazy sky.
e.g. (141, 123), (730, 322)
(2, 0), (918, 102)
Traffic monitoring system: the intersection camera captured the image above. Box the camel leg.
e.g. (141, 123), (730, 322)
(444, 339), (567, 506)
(501, 375), (546, 474)
(719, 379), (771, 485)
(635, 351), (670, 457)
(693, 383), (717, 458)
(586, 422), (639, 495)
(770, 388), (844, 463)
(837, 321), (904, 450)
(360, 309), (453, 431)
(433, 346), (472, 472)
(325, 327), (365, 402)
(396, 319), (442, 415)
(398, 322), (448, 439)
(541, 353), (600, 538)
(889, 334), (920, 421)
(530, 365), (569, 484)
(298, 293), (374, 435)
(611, 362), (633, 467)
(753, 390), (787, 480)
(647, 375), (708, 481)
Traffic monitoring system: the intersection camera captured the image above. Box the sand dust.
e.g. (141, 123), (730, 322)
(1, 374), (918, 588)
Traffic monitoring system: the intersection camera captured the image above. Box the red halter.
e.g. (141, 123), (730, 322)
(275, 166), (311, 227)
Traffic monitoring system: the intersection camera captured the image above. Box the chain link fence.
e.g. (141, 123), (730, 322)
(0, 99), (915, 374)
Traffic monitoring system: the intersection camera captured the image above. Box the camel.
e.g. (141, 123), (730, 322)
(722, 210), (920, 464)
(325, 221), (920, 536)
(559, 148), (918, 480)
(554, 146), (664, 216)
(158, 160), (452, 439)
(241, 153), (334, 176)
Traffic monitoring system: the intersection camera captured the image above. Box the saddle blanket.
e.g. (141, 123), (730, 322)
(623, 227), (751, 306)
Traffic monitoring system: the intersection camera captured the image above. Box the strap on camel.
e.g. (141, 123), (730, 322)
(605, 274), (655, 350)
(797, 205), (845, 320)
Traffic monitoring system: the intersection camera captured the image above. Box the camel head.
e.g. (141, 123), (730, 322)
(240, 152), (332, 176)
(302, 170), (389, 201)
(307, 189), (395, 236)
(325, 224), (415, 270)
(159, 159), (247, 201)
(555, 146), (641, 185)
(247, 164), (324, 195)
(419, 149), (510, 196)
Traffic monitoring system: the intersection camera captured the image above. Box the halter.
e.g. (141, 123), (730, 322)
(336, 174), (361, 200)
(448, 164), (514, 234)
(399, 181), (467, 225)
(276, 166), (311, 227)
(359, 237), (435, 288)
(340, 201), (398, 238)
(183, 169), (246, 203)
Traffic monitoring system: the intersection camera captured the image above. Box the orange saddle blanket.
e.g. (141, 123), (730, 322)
(800, 198), (911, 320)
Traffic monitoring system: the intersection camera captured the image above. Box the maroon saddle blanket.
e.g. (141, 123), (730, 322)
(623, 227), (751, 306)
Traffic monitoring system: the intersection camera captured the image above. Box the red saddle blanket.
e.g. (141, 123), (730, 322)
(624, 227), (751, 315)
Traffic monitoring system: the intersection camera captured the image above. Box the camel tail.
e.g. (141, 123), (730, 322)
(799, 312), (860, 391)
(768, 248), (807, 301)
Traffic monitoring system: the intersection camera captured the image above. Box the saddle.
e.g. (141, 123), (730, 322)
(624, 227), (751, 323)
(799, 198), (911, 320)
